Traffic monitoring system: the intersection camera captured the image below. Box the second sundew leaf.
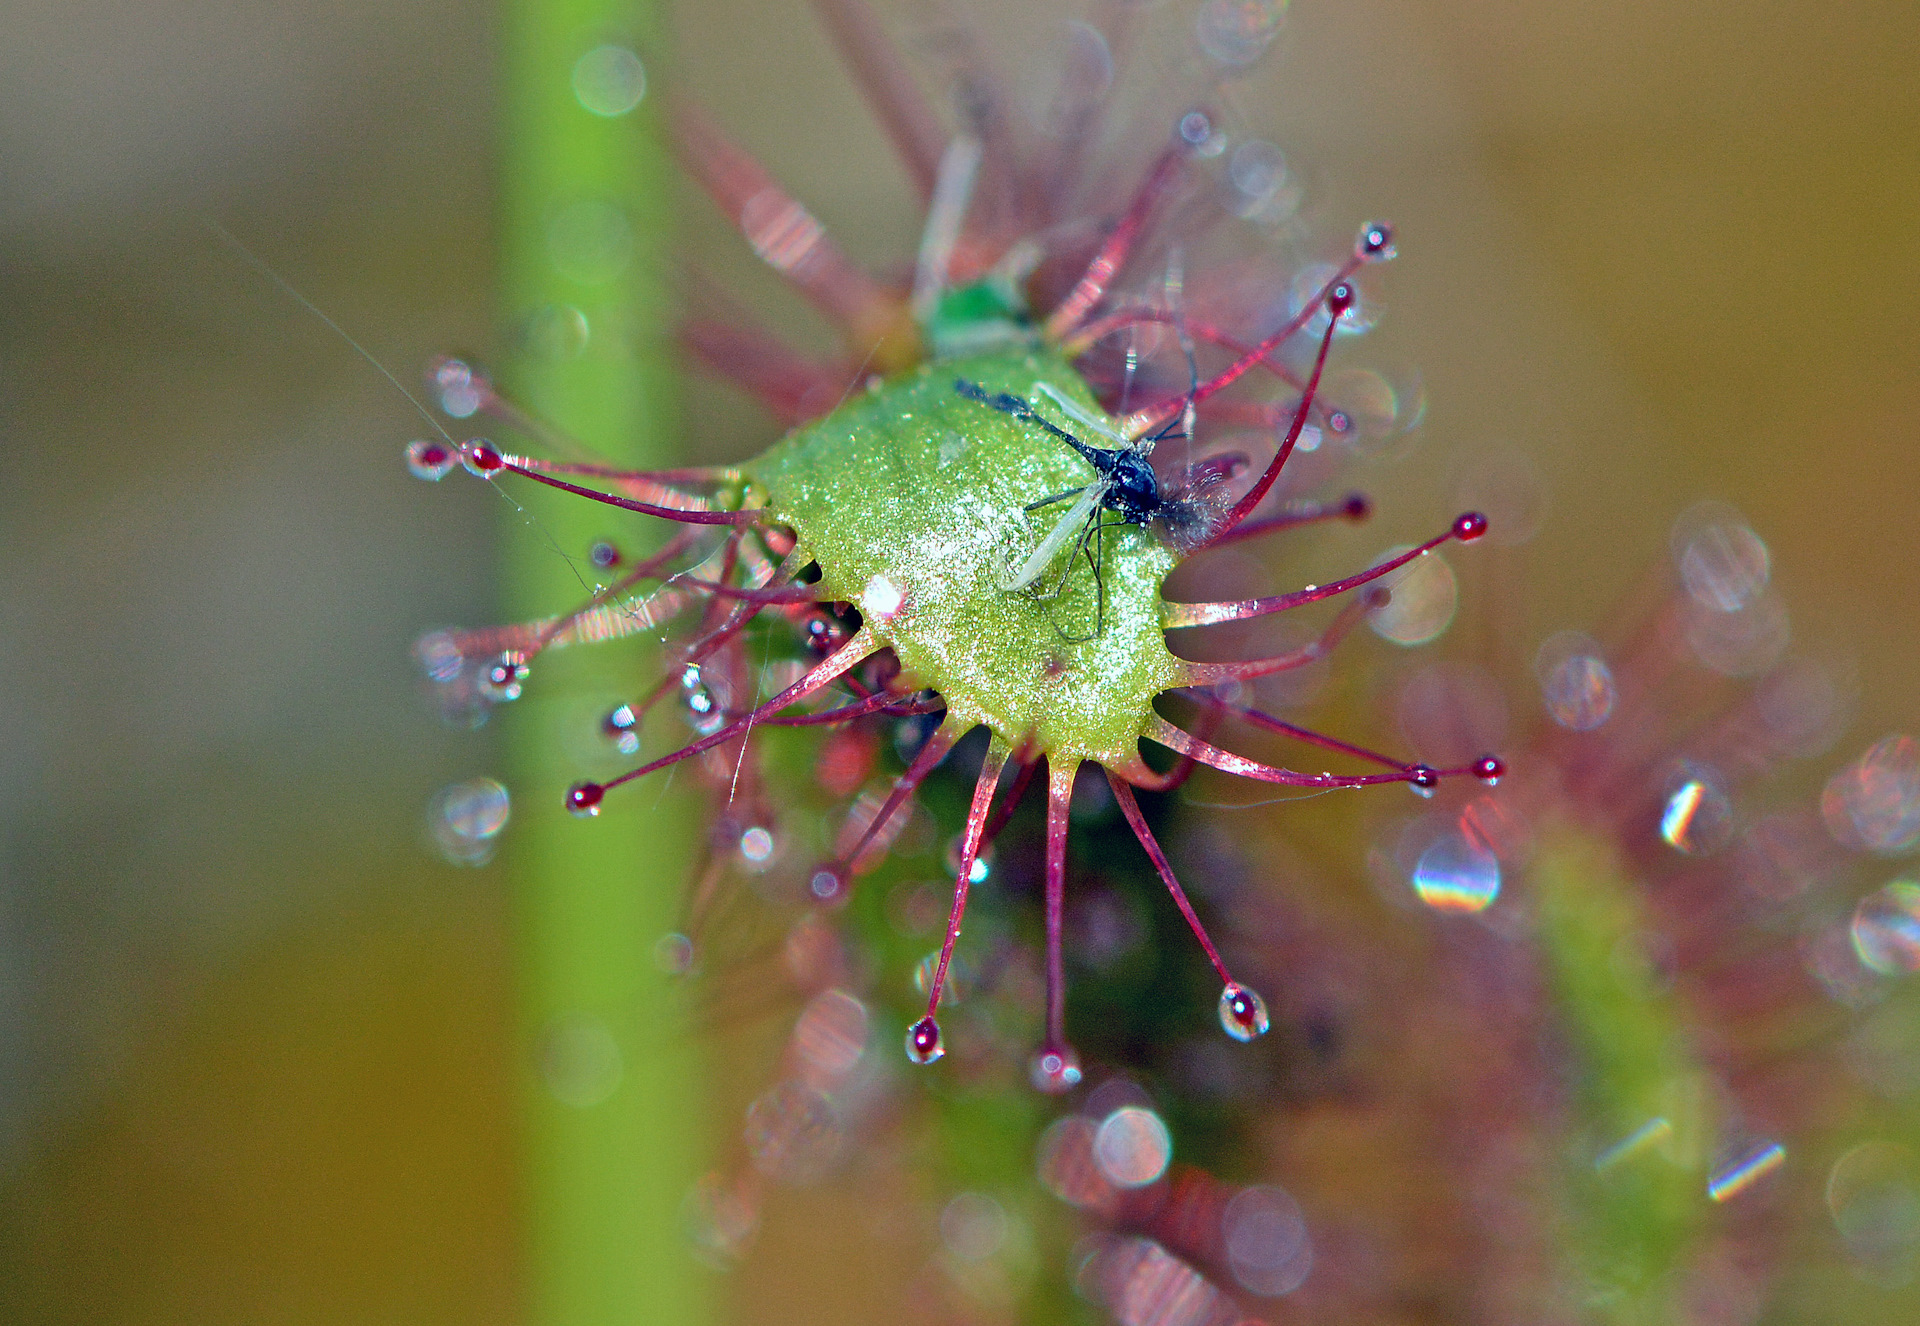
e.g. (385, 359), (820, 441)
(1532, 823), (1707, 1318)
(744, 347), (1183, 769)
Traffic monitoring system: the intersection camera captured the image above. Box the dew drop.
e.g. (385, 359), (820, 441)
(1028, 1044), (1084, 1094)
(589, 540), (621, 569)
(1094, 1105), (1173, 1187)
(602, 702), (640, 755)
(680, 665), (724, 734)
(461, 440), (504, 476)
(1851, 882), (1920, 976)
(1355, 220), (1397, 263)
(803, 612), (848, 656)
(481, 651), (528, 702)
(1407, 764), (1440, 797)
(1289, 263), (1375, 337)
(1660, 765), (1733, 855)
(565, 781), (604, 817)
(1218, 982), (1270, 1041)
(905, 1015), (944, 1065)
(1411, 833), (1501, 912)
(1453, 511), (1488, 541)
(1473, 755), (1505, 784)
(405, 439), (457, 481)
(1823, 735), (1920, 855)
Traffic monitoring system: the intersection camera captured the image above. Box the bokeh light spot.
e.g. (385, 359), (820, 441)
(1094, 1106), (1172, 1188)
(1411, 833), (1500, 912)
(572, 44), (647, 117)
(1851, 882), (1920, 976)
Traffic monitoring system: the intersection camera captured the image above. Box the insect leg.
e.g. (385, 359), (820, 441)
(1024, 485), (1088, 513)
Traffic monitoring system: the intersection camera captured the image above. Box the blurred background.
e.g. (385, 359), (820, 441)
(0, 0), (1915, 1321)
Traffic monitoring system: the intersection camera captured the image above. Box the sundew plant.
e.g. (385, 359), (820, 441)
(397, 1), (1917, 1324)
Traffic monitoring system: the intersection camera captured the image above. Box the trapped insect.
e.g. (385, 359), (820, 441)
(409, 0), (1501, 1087)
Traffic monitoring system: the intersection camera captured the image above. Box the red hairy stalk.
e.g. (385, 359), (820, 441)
(920, 743), (1011, 1028)
(570, 628), (876, 810)
(1107, 773), (1231, 986)
(1177, 585), (1386, 687)
(670, 100), (919, 368)
(1042, 149), (1186, 343)
(812, 720), (963, 903)
(1166, 512), (1488, 629)
(807, 0), (948, 201)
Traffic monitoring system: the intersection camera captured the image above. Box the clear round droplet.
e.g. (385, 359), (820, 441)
(1823, 735), (1920, 855)
(905, 1015), (944, 1065)
(1672, 501), (1771, 613)
(1537, 633), (1616, 732)
(405, 438), (457, 480)
(571, 44), (647, 117)
(602, 702), (640, 755)
(461, 439), (504, 477)
(1028, 1045), (1084, 1094)
(1355, 220), (1397, 263)
(1289, 262), (1376, 337)
(1411, 833), (1501, 913)
(1218, 982), (1270, 1041)
(1660, 764), (1734, 855)
(1851, 882), (1920, 976)
(1093, 1105), (1173, 1187)
(480, 651), (527, 702)
(1223, 1184), (1313, 1296)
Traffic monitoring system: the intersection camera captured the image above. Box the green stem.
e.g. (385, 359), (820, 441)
(498, 2), (708, 1322)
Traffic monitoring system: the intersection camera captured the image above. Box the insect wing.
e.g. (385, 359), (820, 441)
(1001, 484), (1103, 592)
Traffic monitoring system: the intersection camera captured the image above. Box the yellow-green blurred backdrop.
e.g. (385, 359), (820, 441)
(0, 0), (1913, 1321)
